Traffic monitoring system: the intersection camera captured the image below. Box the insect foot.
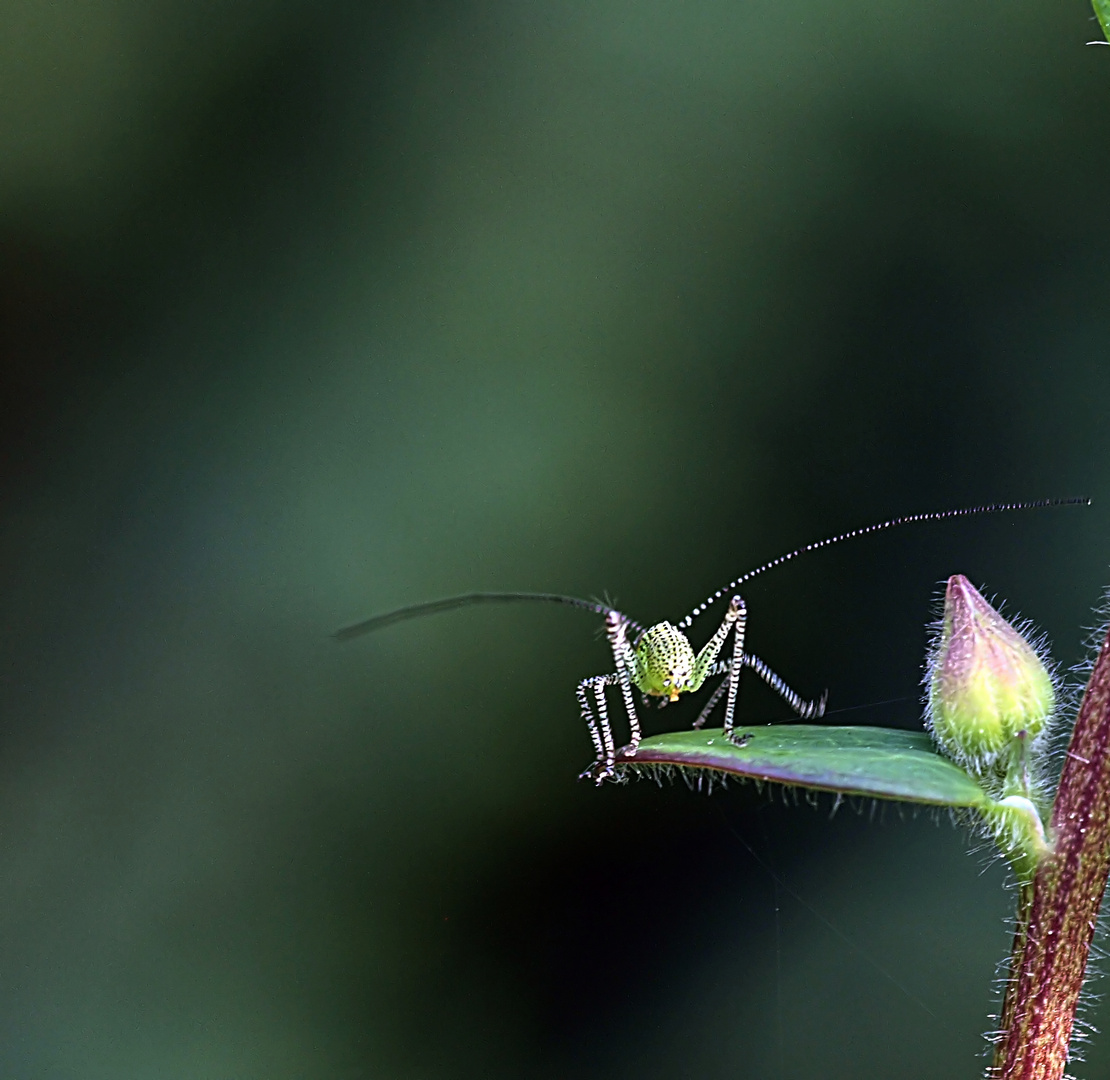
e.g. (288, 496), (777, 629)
(578, 763), (609, 785)
(577, 760), (628, 785)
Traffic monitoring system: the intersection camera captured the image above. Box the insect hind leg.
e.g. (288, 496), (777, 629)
(744, 653), (827, 720)
(691, 589), (825, 738)
(694, 656), (825, 735)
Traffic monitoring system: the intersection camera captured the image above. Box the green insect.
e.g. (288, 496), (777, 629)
(336, 499), (1086, 783)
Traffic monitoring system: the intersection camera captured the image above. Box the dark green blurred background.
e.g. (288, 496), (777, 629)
(2, 1), (1109, 1077)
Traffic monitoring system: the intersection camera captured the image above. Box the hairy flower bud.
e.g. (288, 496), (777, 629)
(926, 575), (1055, 774)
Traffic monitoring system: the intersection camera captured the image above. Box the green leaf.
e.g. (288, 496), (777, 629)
(617, 725), (991, 807)
(1094, 0), (1110, 42)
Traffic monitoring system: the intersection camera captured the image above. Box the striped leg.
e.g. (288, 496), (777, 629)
(692, 589), (825, 734)
(576, 613), (643, 784)
(720, 596), (748, 739)
(578, 675), (608, 765)
(693, 666), (731, 729)
(744, 653), (827, 720)
(699, 654), (826, 733)
(576, 673), (621, 784)
(605, 611), (642, 754)
(690, 595), (747, 732)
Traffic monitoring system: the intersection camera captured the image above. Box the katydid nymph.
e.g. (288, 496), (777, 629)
(335, 499), (1086, 783)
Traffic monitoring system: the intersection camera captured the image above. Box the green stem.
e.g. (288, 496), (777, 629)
(991, 623), (1110, 1078)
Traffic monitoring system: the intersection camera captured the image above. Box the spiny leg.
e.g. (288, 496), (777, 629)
(575, 612), (643, 784)
(744, 653), (827, 720)
(720, 596), (748, 739)
(592, 678), (616, 769)
(693, 592), (824, 735)
(604, 611), (642, 753)
(577, 676), (607, 765)
(576, 673), (621, 783)
(693, 666), (730, 729)
(686, 595), (746, 735)
(697, 654), (827, 731)
(682, 594), (748, 740)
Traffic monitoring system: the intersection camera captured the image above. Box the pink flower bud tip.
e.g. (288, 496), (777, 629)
(927, 574), (1054, 771)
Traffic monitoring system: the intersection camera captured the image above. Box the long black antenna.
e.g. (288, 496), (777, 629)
(677, 497), (1090, 631)
(334, 591), (646, 642)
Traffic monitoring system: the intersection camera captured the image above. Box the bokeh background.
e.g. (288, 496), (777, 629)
(2, 1), (1109, 1077)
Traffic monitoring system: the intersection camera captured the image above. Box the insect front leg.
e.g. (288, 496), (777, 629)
(577, 612), (643, 784)
(692, 661), (731, 729)
(711, 596), (751, 741)
(577, 673), (620, 782)
(688, 596), (748, 735)
(604, 611), (642, 752)
(691, 596), (823, 741)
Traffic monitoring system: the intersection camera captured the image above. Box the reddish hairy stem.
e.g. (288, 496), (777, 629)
(992, 624), (1110, 1079)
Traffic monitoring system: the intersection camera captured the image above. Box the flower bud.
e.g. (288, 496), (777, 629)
(926, 575), (1055, 774)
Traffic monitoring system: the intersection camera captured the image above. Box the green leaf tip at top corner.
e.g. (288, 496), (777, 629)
(615, 725), (992, 808)
(1093, 0), (1110, 42)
